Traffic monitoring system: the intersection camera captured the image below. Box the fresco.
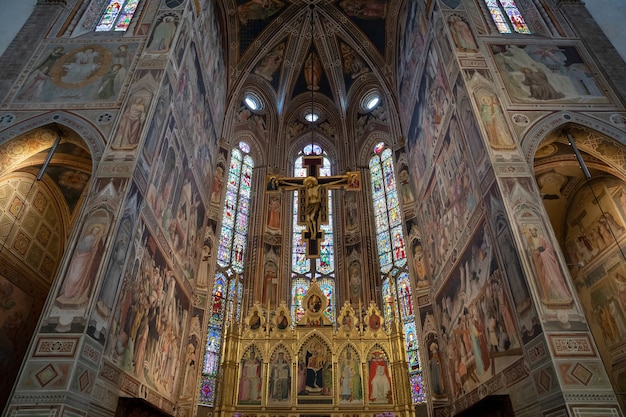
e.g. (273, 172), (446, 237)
(338, 1), (387, 53)
(237, 0), (286, 53)
(13, 42), (138, 105)
(197, 0), (226, 131)
(88, 183), (142, 345)
(138, 74), (173, 182)
(484, 184), (540, 343)
(146, 14), (179, 54)
(112, 70), (163, 151)
(398, 0), (425, 122)
(146, 121), (205, 280)
(421, 310), (447, 398)
(419, 123), (479, 278)
(105, 220), (190, 398)
(175, 41), (218, 186)
(406, 43), (451, 183)
(435, 224), (522, 399)
(491, 44), (609, 104)
(0, 274), (34, 408)
(50, 205), (113, 333)
(447, 14), (478, 53)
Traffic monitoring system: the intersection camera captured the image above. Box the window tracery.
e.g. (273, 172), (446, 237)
(369, 142), (425, 404)
(95, 0), (140, 32)
(200, 142), (253, 406)
(290, 144), (336, 323)
(484, 0), (530, 34)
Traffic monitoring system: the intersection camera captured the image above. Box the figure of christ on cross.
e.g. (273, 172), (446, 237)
(267, 155), (360, 258)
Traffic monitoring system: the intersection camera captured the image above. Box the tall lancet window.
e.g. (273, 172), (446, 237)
(291, 144), (336, 324)
(484, 0), (530, 34)
(369, 142), (425, 404)
(200, 142), (253, 406)
(95, 0), (140, 32)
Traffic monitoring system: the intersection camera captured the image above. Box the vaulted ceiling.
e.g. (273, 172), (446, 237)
(220, 0), (400, 151)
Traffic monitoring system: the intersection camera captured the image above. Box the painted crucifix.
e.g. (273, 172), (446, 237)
(267, 155), (361, 258)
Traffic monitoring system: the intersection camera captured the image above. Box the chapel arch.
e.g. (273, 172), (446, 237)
(531, 120), (626, 410)
(0, 122), (94, 408)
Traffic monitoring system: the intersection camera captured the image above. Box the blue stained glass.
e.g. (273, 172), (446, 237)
(95, 1), (123, 31)
(370, 144), (424, 405)
(410, 373), (427, 403)
(95, 0), (139, 33)
(291, 146), (335, 320)
(484, 0), (530, 34)
(319, 278), (335, 322)
(199, 375), (216, 405)
(381, 278), (393, 325)
(391, 225), (406, 262)
(114, 0), (138, 31)
(239, 141), (250, 153)
(404, 322), (417, 351)
(217, 227), (233, 266)
(222, 192), (237, 227)
(291, 279), (309, 322)
(397, 273), (414, 319)
(232, 233), (246, 272)
(203, 145), (254, 404)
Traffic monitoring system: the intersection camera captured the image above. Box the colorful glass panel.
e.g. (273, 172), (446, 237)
(501, 0), (530, 33)
(397, 273), (414, 319)
(202, 144), (253, 406)
(410, 373), (426, 403)
(114, 0), (139, 31)
(381, 277), (393, 326)
(291, 279), (310, 323)
(95, 1), (123, 31)
(291, 146), (336, 321)
(95, 0), (139, 32)
(485, 0), (512, 33)
(292, 191), (310, 274)
(369, 144), (425, 404)
(319, 278), (335, 323)
(373, 141), (385, 154)
(484, 0), (530, 34)
(239, 141), (251, 153)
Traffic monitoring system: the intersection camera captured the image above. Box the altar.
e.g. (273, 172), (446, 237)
(210, 281), (415, 417)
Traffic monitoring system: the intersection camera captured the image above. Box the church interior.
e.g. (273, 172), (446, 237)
(1, 0), (626, 416)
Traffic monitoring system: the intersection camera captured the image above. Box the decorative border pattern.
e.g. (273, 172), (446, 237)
(33, 337), (79, 358)
(548, 334), (596, 357)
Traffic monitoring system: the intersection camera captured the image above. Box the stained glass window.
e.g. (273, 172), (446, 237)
(369, 143), (425, 405)
(201, 142), (254, 406)
(370, 146), (405, 273)
(291, 144), (336, 322)
(95, 0), (140, 32)
(484, 0), (530, 34)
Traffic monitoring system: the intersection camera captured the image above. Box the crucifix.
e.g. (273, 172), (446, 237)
(267, 155), (361, 258)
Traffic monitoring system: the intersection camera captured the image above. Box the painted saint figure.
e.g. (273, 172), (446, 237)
(115, 97), (147, 147)
(269, 351), (290, 401)
(369, 362), (391, 403)
(525, 225), (573, 306)
(58, 224), (104, 303)
(238, 349), (262, 402)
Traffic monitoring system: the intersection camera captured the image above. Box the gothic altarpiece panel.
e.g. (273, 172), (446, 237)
(216, 281), (413, 417)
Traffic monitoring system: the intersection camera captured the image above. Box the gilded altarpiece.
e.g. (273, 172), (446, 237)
(215, 281), (415, 417)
